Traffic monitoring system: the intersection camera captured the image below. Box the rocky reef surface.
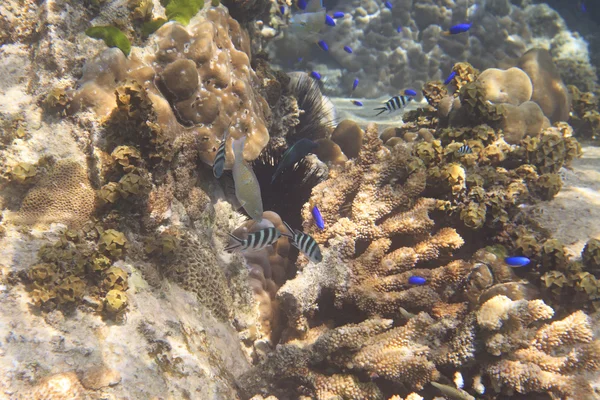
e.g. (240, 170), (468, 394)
(258, 0), (598, 98)
(0, 0), (600, 399)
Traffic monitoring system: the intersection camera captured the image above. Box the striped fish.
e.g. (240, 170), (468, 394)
(457, 144), (473, 155)
(283, 221), (323, 263)
(224, 227), (282, 252)
(374, 95), (414, 116)
(213, 124), (231, 178)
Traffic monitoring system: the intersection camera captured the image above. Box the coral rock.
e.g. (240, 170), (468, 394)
(517, 48), (570, 123)
(476, 67), (533, 106)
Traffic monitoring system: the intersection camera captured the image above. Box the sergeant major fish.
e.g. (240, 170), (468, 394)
(283, 221), (323, 262)
(457, 144), (473, 155)
(213, 123), (232, 178)
(225, 227), (282, 252)
(374, 95), (414, 116)
(232, 136), (264, 221)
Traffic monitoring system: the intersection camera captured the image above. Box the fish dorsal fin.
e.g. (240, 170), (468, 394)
(282, 221), (296, 239)
(305, 0), (324, 12)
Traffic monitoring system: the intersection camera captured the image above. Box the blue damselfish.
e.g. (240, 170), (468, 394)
(504, 256), (531, 267)
(444, 71), (457, 85)
(312, 206), (325, 230)
(408, 276), (426, 285)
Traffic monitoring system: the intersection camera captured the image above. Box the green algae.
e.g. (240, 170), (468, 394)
(161, 0), (204, 25)
(85, 26), (131, 56)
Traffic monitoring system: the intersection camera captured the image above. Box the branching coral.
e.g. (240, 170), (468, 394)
(274, 124), (466, 335)
(478, 296), (600, 399)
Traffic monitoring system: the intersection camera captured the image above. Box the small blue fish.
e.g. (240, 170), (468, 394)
(318, 39), (329, 51)
(444, 23), (472, 35)
(352, 78), (359, 91)
(343, 45), (353, 53)
(384, 1), (392, 9)
(397, 26), (402, 33)
(272, 138), (318, 183)
(408, 276), (426, 285)
(311, 206), (325, 230)
(310, 71), (321, 80)
(351, 100), (363, 106)
(333, 11), (344, 18)
(404, 89), (417, 97)
(325, 15), (336, 26)
(279, 5), (285, 14)
(457, 144), (472, 155)
(444, 71), (457, 85)
(298, 0), (307, 10)
(580, 1), (587, 12)
(505, 256), (531, 267)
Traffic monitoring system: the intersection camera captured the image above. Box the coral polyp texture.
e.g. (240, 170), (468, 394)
(7, 160), (96, 229)
(72, 6), (270, 164)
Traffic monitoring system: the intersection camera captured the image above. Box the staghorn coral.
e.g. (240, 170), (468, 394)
(7, 160), (96, 229)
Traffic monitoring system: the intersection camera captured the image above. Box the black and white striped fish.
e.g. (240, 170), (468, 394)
(224, 227), (282, 252)
(374, 95), (414, 116)
(283, 221), (323, 263)
(213, 124), (232, 178)
(457, 144), (473, 155)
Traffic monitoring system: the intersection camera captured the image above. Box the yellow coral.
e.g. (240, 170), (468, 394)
(10, 160), (96, 228)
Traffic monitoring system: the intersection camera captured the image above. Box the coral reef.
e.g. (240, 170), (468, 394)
(6, 160), (96, 229)
(71, 6), (270, 165)
(258, 0), (595, 101)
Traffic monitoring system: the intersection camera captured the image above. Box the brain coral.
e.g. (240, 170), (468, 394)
(9, 160), (96, 228)
(72, 6), (270, 164)
(164, 231), (233, 320)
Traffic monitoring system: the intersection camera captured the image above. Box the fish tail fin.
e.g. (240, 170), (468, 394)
(281, 221), (295, 239)
(374, 107), (387, 116)
(442, 31), (450, 36)
(224, 233), (244, 252)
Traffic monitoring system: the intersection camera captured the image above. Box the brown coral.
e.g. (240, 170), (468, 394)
(164, 231), (233, 320)
(9, 160), (96, 228)
(478, 296), (599, 398)
(72, 6), (270, 165)
(517, 48), (571, 123)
